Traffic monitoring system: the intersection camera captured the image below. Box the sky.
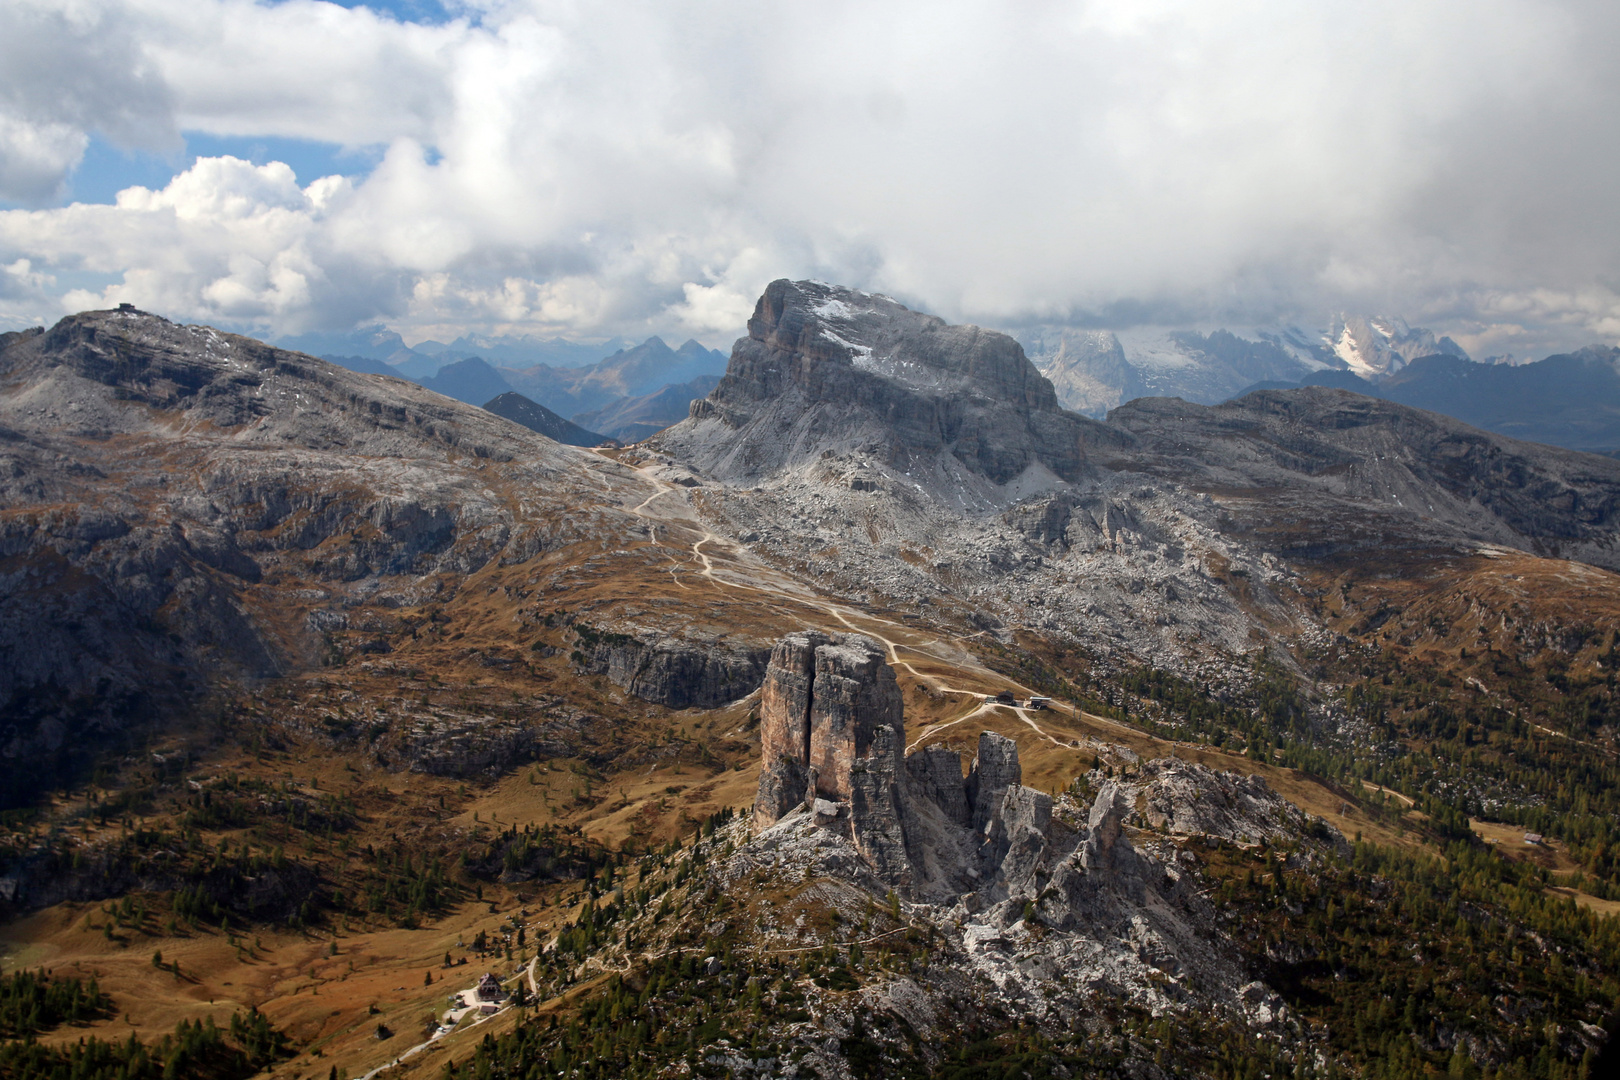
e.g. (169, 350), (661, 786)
(2, 0), (1619, 359)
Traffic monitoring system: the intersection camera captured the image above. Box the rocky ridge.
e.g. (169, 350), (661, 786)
(0, 308), (754, 803)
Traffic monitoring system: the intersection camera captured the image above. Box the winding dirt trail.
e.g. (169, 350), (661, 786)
(590, 451), (1095, 756)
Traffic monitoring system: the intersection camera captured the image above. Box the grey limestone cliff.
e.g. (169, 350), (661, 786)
(739, 651), (1326, 1028)
(752, 631), (1102, 903)
(572, 629), (770, 709)
(753, 631), (909, 879)
(657, 279), (1124, 491)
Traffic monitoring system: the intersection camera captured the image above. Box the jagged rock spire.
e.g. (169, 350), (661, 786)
(752, 631), (910, 877)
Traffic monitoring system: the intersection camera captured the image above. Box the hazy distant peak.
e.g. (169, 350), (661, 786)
(1016, 327), (1140, 416)
(274, 323), (409, 362)
(1325, 313), (1469, 378)
(675, 338), (717, 360)
(593, 338), (690, 371)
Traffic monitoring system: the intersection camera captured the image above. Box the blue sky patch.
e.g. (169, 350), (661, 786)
(54, 133), (385, 208)
(318, 0), (457, 25)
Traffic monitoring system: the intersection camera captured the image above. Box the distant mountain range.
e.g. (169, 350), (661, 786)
(1011, 314), (1620, 455)
(1235, 346), (1620, 454)
(572, 374), (722, 442)
(265, 329), (729, 445)
(274, 325), (635, 371)
(1014, 314), (1471, 417)
(498, 337), (727, 418)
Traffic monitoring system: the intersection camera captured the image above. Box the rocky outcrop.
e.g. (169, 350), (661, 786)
(738, 717), (1332, 1033)
(802, 636), (904, 804)
(904, 745), (969, 828)
(746, 630), (1345, 1002)
(753, 633), (1078, 897)
(573, 630), (770, 709)
(1135, 757), (1325, 846)
(753, 631), (909, 878)
(991, 786), (1053, 892)
(1079, 782), (1128, 871)
(966, 731), (1023, 833)
(754, 632), (821, 823)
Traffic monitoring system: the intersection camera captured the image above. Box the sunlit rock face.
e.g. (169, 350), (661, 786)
(752, 631), (1073, 896)
(752, 631), (909, 877)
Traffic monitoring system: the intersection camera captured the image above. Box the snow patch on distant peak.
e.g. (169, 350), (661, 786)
(1326, 313), (1462, 379)
(813, 294), (886, 325)
(1113, 328), (1205, 372)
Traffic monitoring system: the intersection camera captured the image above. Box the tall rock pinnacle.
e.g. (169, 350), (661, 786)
(752, 629), (1066, 896)
(753, 631), (910, 879)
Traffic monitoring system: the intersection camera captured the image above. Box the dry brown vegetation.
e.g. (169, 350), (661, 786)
(9, 433), (1620, 1077)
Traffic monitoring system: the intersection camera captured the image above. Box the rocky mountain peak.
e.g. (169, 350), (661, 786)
(753, 631), (909, 878)
(744, 279), (1061, 407)
(656, 279), (1119, 491)
(1018, 326), (1145, 415)
(1326, 312), (1468, 379)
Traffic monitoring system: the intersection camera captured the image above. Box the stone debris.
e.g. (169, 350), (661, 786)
(1136, 756), (1324, 846)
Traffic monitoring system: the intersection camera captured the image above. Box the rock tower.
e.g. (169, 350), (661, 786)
(753, 629), (1065, 898)
(753, 631), (909, 878)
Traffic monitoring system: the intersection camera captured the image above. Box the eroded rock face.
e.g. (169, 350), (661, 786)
(805, 636), (904, 804)
(1135, 757), (1323, 846)
(740, 729), (1330, 1032)
(754, 630), (831, 824)
(753, 635), (1072, 897)
(573, 632), (770, 709)
(738, 636), (1349, 1033)
(967, 731), (1023, 833)
(753, 631), (906, 873)
(658, 279), (1123, 488)
(847, 719), (910, 882)
(904, 745), (970, 828)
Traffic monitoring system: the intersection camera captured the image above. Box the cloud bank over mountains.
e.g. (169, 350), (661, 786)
(2, 0), (1619, 356)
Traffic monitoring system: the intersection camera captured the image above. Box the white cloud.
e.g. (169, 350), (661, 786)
(0, 0), (1617, 355)
(8, 155), (396, 331)
(0, 0), (175, 202)
(0, 116), (87, 204)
